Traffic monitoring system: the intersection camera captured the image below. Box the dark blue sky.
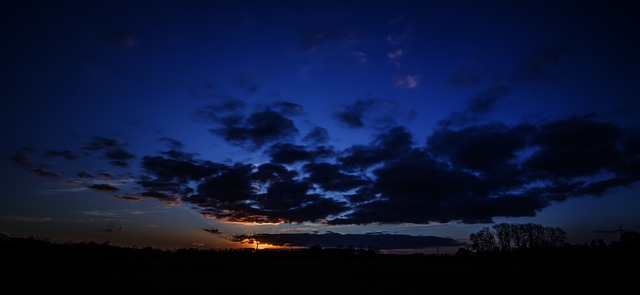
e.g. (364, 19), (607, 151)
(1, 0), (639, 253)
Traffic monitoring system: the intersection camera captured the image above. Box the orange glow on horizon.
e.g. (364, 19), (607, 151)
(254, 243), (306, 250)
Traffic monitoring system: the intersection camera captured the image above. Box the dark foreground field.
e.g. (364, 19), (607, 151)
(2, 236), (638, 294)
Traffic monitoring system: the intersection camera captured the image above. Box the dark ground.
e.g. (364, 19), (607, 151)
(1, 235), (638, 294)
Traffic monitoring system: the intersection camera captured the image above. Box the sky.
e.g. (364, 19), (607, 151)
(1, 0), (639, 254)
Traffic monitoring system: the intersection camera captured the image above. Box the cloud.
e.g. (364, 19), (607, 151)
(13, 101), (640, 230)
(31, 168), (60, 178)
(427, 122), (532, 172)
(77, 170), (94, 178)
(388, 48), (404, 60)
(303, 162), (370, 192)
(271, 101), (305, 117)
(45, 150), (80, 160)
(140, 155), (225, 189)
(333, 98), (403, 129)
(393, 74), (419, 89)
(352, 51), (368, 64)
(209, 109), (299, 149)
(265, 143), (333, 164)
(195, 99), (246, 124)
(203, 228), (222, 234)
(133, 191), (181, 206)
(112, 195), (143, 202)
(181, 162), (349, 223)
(81, 210), (122, 218)
(105, 148), (135, 162)
(158, 137), (184, 150)
(443, 46), (567, 127)
(99, 172), (114, 178)
(466, 82), (510, 115)
(88, 183), (120, 192)
(437, 82), (510, 128)
(523, 114), (626, 178)
(231, 232), (462, 250)
(10, 151), (32, 168)
(83, 137), (125, 152)
(302, 126), (330, 144)
(338, 126), (415, 170)
(330, 114), (639, 225)
(0, 215), (53, 222)
(97, 223), (124, 233)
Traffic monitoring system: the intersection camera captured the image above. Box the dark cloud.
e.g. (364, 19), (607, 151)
(331, 114), (639, 225)
(333, 98), (402, 129)
(256, 180), (312, 211)
(158, 137), (184, 150)
(195, 163), (255, 204)
(83, 137), (124, 152)
(232, 232), (462, 250)
(427, 122), (533, 172)
(134, 191), (181, 206)
(140, 155), (224, 187)
(112, 195), (142, 202)
(338, 126), (415, 170)
(16, 104), (639, 230)
(438, 82), (510, 128)
(97, 147), (135, 167)
(265, 143), (334, 164)
(195, 99), (246, 125)
(77, 170), (94, 178)
(31, 168), (60, 178)
(203, 228), (222, 234)
(105, 148), (135, 161)
(99, 172), (114, 178)
(253, 163), (297, 183)
(271, 197), (349, 224)
(159, 149), (196, 160)
(466, 82), (510, 115)
(578, 177), (638, 197)
(108, 160), (130, 168)
(210, 109), (299, 149)
(524, 114), (624, 178)
(443, 45), (567, 128)
(303, 162), (370, 192)
(45, 150), (80, 160)
(88, 184), (119, 192)
(97, 223), (125, 233)
(302, 126), (330, 144)
(10, 150), (32, 169)
(271, 101), (305, 116)
(179, 161), (349, 224)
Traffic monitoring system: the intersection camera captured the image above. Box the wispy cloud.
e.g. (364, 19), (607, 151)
(0, 215), (53, 222)
(393, 74), (419, 89)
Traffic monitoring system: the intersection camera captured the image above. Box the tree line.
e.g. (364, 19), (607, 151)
(460, 222), (640, 257)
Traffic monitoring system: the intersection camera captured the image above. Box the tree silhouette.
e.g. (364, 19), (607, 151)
(468, 223), (568, 254)
(469, 227), (496, 253)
